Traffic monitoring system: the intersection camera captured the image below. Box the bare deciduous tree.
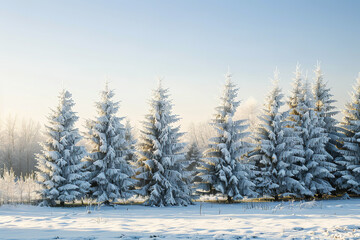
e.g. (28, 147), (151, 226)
(0, 115), (42, 176)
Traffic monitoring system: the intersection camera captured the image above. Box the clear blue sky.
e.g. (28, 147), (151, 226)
(1, 0), (360, 130)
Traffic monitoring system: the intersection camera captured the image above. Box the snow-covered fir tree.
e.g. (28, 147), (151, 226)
(312, 63), (342, 188)
(135, 81), (192, 207)
(84, 84), (135, 204)
(184, 142), (202, 186)
(300, 80), (335, 197)
(288, 65), (306, 128)
(251, 70), (305, 200)
(124, 120), (137, 166)
(286, 66), (313, 197)
(36, 90), (89, 206)
(197, 72), (256, 203)
(336, 73), (360, 194)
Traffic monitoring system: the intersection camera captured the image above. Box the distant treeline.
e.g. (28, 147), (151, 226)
(0, 117), (42, 176)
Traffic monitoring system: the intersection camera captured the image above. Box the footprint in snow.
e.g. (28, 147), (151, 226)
(293, 227), (304, 231)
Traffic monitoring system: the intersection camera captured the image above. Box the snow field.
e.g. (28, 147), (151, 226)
(1, 199), (360, 239)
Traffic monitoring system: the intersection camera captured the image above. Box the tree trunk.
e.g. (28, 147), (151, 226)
(26, 154), (30, 175)
(305, 195), (312, 201)
(60, 200), (65, 207)
(227, 196), (233, 203)
(274, 195), (279, 201)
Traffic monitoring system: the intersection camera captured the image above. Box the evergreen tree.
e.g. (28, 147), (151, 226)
(252, 70), (304, 200)
(36, 90), (89, 206)
(312, 63), (342, 188)
(286, 65), (313, 197)
(85, 84), (135, 204)
(135, 81), (192, 207)
(197, 72), (256, 203)
(336, 74), (360, 194)
(124, 120), (137, 166)
(184, 142), (202, 186)
(300, 81), (335, 196)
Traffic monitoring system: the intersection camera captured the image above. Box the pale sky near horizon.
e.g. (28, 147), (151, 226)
(1, 0), (360, 131)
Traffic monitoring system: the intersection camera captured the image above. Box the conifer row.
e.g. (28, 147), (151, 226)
(36, 65), (360, 206)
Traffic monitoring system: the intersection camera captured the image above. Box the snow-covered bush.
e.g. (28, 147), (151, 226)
(0, 168), (41, 204)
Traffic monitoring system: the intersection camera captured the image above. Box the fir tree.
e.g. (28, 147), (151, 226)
(336, 73), (360, 194)
(85, 84), (135, 204)
(184, 142), (202, 186)
(135, 81), (192, 207)
(312, 63), (342, 189)
(124, 120), (137, 166)
(36, 90), (89, 206)
(252, 70), (305, 200)
(197, 72), (256, 203)
(286, 65), (313, 197)
(300, 80), (335, 197)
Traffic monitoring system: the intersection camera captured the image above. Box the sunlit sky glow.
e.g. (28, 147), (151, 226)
(1, 0), (360, 131)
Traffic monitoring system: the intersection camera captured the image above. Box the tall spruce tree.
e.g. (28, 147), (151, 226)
(124, 120), (137, 166)
(184, 142), (202, 187)
(36, 90), (89, 206)
(286, 65), (313, 197)
(312, 63), (341, 188)
(85, 84), (135, 204)
(197, 72), (255, 203)
(336, 74), (360, 194)
(300, 81), (335, 197)
(252, 70), (305, 200)
(135, 81), (192, 207)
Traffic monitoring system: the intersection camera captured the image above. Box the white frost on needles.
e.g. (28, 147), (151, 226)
(197, 71), (256, 202)
(84, 83), (135, 204)
(36, 90), (90, 206)
(135, 81), (192, 207)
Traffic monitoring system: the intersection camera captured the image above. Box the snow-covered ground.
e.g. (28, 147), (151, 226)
(1, 199), (360, 240)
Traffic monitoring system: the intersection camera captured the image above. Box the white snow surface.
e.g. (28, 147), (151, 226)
(1, 199), (360, 239)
